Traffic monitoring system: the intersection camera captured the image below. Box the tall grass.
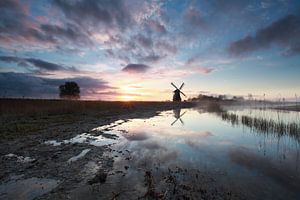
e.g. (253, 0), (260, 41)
(220, 111), (300, 142)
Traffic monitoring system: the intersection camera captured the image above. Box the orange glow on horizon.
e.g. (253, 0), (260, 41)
(120, 95), (137, 101)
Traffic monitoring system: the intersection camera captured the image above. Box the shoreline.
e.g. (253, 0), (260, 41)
(0, 99), (195, 140)
(0, 99), (196, 199)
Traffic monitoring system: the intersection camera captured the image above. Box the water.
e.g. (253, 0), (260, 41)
(18, 107), (300, 199)
(0, 177), (59, 200)
(85, 107), (300, 199)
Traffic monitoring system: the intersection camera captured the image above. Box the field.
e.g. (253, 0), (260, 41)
(0, 99), (194, 140)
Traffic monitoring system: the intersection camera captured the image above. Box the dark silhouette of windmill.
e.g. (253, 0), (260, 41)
(171, 82), (186, 102)
(171, 108), (187, 126)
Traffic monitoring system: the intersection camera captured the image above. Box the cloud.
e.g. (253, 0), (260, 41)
(0, 0), (59, 47)
(228, 14), (300, 56)
(141, 54), (164, 62)
(0, 0), (92, 49)
(184, 56), (216, 75)
(0, 0), (171, 66)
(0, 72), (113, 99)
(0, 0), (29, 33)
(122, 64), (150, 73)
(146, 19), (167, 34)
(0, 56), (77, 72)
(155, 41), (177, 54)
(39, 23), (92, 46)
(53, 0), (132, 31)
(184, 7), (206, 29)
(135, 34), (153, 48)
(123, 131), (149, 141)
(195, 67), (215, 74)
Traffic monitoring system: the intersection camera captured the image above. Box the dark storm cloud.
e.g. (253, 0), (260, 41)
(0, 56), (77, 72)
(228, 14), (300, 56)
(0, 72), (112, 98)
(122, 64), (150, 73)
(53, 0), (132, 30)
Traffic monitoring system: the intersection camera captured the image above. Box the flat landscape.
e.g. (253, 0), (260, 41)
(1, 99), (300, 199)
(1, 0), (300, 199)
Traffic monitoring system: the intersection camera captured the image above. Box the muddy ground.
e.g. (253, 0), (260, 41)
(0, 100), (246, 200)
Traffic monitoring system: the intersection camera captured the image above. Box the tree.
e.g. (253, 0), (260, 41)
(59, 82), (80, 99)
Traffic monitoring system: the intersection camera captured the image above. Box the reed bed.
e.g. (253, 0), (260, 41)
(221, 112), (239, 126)
(220, 111), (300, 142)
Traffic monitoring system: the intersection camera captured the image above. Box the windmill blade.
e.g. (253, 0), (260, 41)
(179, 111), (187, 118)
(171, 118), (179, 126)
(180, 91), (187, 97)
(179, 118), (184, 125)
(171, 82), (178, 90)
(179, 82), (184, 90)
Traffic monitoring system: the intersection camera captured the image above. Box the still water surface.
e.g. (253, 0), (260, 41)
(4, 107), (299, 199)
(91, 107), (300, 199)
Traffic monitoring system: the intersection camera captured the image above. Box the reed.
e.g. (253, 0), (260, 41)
(220, 111), (300, 142)
(221, 112), (239, 126)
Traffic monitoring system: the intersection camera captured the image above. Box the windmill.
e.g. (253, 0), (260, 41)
(171, 82), (186, 102)
(171, 109), (187, 126)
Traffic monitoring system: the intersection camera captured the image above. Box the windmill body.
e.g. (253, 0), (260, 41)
(173, 89), (181, 101)
(171, 82), (186, 102)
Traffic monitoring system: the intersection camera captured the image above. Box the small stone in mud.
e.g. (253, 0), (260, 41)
(124, 166), (129, 170)
(88, 171), (107, 185)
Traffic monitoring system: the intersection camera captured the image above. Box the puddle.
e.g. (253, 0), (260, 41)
(0, 177), (59, 200)
(4, 153), (35, 163)
(39, 107), (300, 199)
(44, 120), (124, 147)
(92, 108), (300, 199)
(44, 132), (118, 147)
(68, 149), (91, 163)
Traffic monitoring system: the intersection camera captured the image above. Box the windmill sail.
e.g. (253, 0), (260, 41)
(171, 82), (185, 101)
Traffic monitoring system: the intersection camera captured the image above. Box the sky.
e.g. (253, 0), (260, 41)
(0, 0), (300, 101)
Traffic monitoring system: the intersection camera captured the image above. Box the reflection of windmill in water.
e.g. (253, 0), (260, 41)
(171, 82), (186, 102)
(171, 108), (187, 126)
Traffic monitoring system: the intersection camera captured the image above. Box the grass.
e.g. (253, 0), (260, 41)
(0, 98), (195, 140)
(0, 98), (194, 116)
(220, 111), (300, 142)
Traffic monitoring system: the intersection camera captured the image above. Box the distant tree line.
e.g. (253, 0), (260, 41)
(188, 94), (244, 102)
